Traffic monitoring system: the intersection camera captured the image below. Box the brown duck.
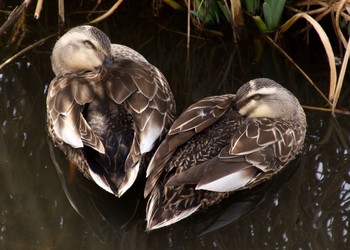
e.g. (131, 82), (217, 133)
(144, 78), (307, 230)
(46, 25), (176, 197)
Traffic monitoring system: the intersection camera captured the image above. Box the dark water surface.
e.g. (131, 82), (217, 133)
(1, 2), (350, 249)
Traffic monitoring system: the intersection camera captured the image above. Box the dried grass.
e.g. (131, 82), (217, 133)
(278, 0), (350, 115)
(277, 12), (337, 102)
(1, 0), (350, 115)
(0, 0), (124, 70)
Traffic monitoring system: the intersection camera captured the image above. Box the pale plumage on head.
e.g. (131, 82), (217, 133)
(235, 78), (306, 124)
(51, 25), (113, 76)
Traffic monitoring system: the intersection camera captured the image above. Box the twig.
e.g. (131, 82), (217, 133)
(303, 105), (350, 116)
(265, 35), (332, 106)
(1, 0), (125, 71)
(334, 0), (348, 48)
(332, 35), (350, 115)
(88, 0), (124, 24)
(58, 0), (65, 34)
(0, 33), (57, 71)
(278, 13), (337, 102)
(230, 0), (244, 42)
(34, 0), (43, 19)
(187, 0), (190, 49)
(88, 0), (102, 19)
(0, 0), (32, 36)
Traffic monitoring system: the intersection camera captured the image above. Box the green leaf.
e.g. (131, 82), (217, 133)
(242, 0), (260, 14)
(263, 0), (286, 31)
(253, 16), (268, 32)
(217, 1), (230, 22)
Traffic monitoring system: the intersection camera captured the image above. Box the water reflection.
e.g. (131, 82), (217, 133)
(1, 2), (350, 249)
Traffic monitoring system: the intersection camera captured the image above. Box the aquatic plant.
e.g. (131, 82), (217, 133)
(276, 0), (350, 115)
(1, 0), (350, 114)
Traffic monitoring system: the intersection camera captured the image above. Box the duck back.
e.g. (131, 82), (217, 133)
(84, 99), (134, 192)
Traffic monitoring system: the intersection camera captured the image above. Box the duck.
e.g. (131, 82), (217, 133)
(46, 25), (176, 197)
(144, 78), (307, 230)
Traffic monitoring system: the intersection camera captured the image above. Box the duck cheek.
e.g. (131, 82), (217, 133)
(237, 102), (251, 117)
(248, 104), (276, 119)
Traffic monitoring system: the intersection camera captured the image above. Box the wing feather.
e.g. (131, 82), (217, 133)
(144, 94), (235, 197)
(163, 118), (305, 192)
(106, 60), (176, 171)
(47, 73), (105, 153)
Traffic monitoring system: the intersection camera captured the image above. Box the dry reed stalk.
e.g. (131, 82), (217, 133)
(187, 0), (191, 48)
(88, 0), (124, 24)
(294, 0), (330, 8)
(285, 5), (329, 16)
(0, 0), (126, 70)
(231, 0), (244, 25)
(34, 0), (43, 19)
(0, 0), (32, 36)
(0, 33), (57, 70)
(303, 105), (350, 115)
(332, 36), (350, 114)
(88, 0), (103, 19)
(266, 36), (332, 106)
(335, 0), (348, 48)
(230, 0), (244, 42)
(58, 0), (65, 34)
(278, 12), (337, 102)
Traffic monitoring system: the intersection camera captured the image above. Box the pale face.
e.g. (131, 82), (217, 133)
(237, 85), (279, 118)
(235, 79), (301, 121)
(51, 26), (112, 75)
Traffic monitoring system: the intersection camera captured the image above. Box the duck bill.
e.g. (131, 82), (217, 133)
(103, 57), (113, 67)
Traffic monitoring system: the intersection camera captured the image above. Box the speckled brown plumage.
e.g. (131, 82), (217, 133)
(145, 78), (306, 230)
(47, 25), (175, 197)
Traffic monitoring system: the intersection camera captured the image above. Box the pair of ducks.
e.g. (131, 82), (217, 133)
(46, 25), (307, 231)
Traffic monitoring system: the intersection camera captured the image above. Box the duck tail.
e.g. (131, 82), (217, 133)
(145, 185), (201, 231)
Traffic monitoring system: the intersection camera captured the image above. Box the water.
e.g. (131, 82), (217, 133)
(1, 1), (350, 249)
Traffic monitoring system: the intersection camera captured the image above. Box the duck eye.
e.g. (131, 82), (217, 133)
(84, 40), (96, 49)
(253, 94), (262, 100)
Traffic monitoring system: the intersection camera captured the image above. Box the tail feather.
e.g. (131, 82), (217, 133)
(146, 185), (206, 231)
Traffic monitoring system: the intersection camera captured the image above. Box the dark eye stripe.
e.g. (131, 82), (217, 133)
(237, 94), (263, 108)
(84, 40), (96, 49)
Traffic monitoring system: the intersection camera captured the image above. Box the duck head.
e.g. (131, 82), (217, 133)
(51, 25), (113, 76)
(235, 78), (306, 124)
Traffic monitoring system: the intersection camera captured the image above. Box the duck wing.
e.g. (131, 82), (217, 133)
(48, 60), (175, 197)
(144, 94), (235, 197)
(47, 72), (105, 154)
(106, 60), (176, 173)
(165, 118), (305, 192)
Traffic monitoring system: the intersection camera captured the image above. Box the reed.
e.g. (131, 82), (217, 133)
(1, 0), (350, 114)
(277, 0), (350, 115)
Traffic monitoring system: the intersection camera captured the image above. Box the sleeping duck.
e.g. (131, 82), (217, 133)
(46, 25), (176, 197)
(144, 78), (306, 230)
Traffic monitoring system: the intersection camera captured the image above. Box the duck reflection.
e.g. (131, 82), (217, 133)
(49, 135), (303, 245)
(48, 139), (145, 241)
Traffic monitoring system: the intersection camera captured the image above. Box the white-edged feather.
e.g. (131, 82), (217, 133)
(195, 168), (256, 192)
(117, 162), (140, 197)
(54, 117), (83, 149)
(88, 168), (114, 194)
